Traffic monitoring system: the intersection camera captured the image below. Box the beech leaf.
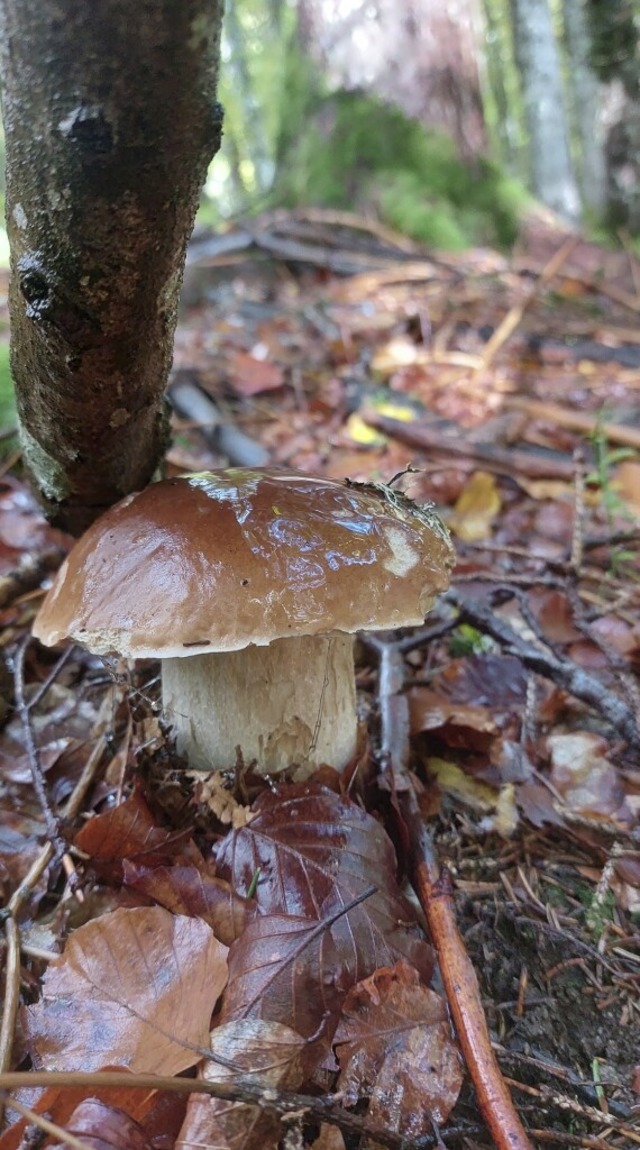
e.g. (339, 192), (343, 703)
(177, 1019), (304, 1150)
(123, 859), (255, 947)
(334, 962), (464, 1136)
(215, 784), (433, 996)
(24, 906), (228, 1075)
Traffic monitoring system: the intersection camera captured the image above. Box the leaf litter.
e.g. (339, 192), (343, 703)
(1, 213), (640, 1148)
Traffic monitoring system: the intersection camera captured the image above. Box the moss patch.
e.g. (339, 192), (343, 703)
(274, 90), (531, 249)
(0, 342), (16, 430)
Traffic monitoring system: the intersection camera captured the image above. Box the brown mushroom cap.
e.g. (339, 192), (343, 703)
(33, 469), (455, 658)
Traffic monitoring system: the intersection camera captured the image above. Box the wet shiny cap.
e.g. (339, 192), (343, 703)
(33, 469), (455, 658)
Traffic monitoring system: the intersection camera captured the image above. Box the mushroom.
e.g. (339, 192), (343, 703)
(33, 469), (455, 775)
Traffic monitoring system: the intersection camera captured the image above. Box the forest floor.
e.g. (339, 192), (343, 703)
(0, 209), (639, 1150)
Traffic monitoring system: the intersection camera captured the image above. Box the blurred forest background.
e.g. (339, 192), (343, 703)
(2, 0), (639, 253)
(200, 0), (640, 244)
(0, 0), (639, 427)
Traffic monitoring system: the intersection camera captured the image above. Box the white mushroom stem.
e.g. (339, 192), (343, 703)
(161, 632), (357, 776)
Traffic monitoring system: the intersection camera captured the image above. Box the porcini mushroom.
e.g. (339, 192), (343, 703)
(33, 469), (454, 775)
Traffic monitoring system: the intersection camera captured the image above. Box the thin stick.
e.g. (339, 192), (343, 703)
(361, 410), (578, 481)
(13, 635), (61, 848)
(403, 801), (535, 1150)
(0, 1071), (444, 1150)
(445, 589), (640, 747)
(0, 918), (21, 1076)
(477, 235), (580, 371)
(503, 396), (640, 451)
(369, 639), (535, 1150)
(3, 1096), (92, 1150)
(0, 716), (112, 1086)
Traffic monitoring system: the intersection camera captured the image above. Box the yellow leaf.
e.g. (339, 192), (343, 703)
(374, 401), (417, 422)
(428, 758), (518, 835)
(612, 460), (640, 517)
(450, 470), (501, 541)
(427, 757), (498, 810)
(343, 413), (387, 446)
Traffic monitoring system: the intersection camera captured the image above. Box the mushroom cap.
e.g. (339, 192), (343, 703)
(33, 469), (455, 658)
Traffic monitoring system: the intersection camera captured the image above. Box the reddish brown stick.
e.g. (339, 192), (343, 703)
(372, 641), (535, 1149)
(402, 795), (535, 1150)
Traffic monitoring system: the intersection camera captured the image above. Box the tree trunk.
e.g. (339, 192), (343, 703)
(562, 0), (606, 216)
(0, 0), (223, 533)
(509, 0), (581, 223)
(297, 0), (488, 158)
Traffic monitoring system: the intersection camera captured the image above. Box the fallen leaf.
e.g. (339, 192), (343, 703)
(612, 460), (640, 515)
(177, 1019), (304, 1150)
(342, 412), (386, 446)
(516, 780), (564, 828)
(528, 589), (581, 644)
(547, 732), (630, 822)
(334, 962), (463, 1136)
(309, 1126), (346, 1150)
(449, 470), (501, 541)
(215, 785), (434, 1069)
(0, 1077), (184, 1150)
(220, 911), (344, 1064)
(0, 800), (50, 902)
(228, 350), (285, 396)
(215, 784), (433, 991)
(74, 793), (190, 880)
(189, 769), (255, 828)
(427, 757), (519, 834)
(440, 654), (528, 707)
(24, 906), (228, 1074)
(409, 687), (498, 752)
(47, 1098), (151, 1150)
(123, 859), (255, 947)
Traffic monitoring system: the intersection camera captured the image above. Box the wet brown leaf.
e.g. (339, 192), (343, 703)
(547, 732), (631, 822)
(48, 1099), (151, 1150)
(334, 962), (463, 1136)
(439, 655), (528, 707)
(123, 859), (255, 947)
(221, 910), (343, 1049)
(0, 1078), (184, 1150)
(409, 688), (498, 752)
(74, 793), (190, 880)
(178, 1019), (304, 1150)
(228, 349), (285, 396)
(215, 784), (433, 993)
(24, 906), (228, 1074)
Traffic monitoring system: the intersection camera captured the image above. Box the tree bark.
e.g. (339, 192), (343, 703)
(0, 0), (223, 533)
(562, 0), (606, 216)
(509, 0), (581, 223)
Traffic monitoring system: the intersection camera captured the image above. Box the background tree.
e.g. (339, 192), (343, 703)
(586, 0), (640, 229)
(562, 0), (606, 217)
(0, 0), (223, 533)
(508, 0), (581, 222)
(294, 0), (488, 158)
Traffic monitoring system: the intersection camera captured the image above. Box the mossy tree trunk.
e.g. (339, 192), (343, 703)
(0, 0), (223, 533)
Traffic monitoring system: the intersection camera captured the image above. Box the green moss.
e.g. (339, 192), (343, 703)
(273, 90), (531, 249)
(0, 343), (16, 430)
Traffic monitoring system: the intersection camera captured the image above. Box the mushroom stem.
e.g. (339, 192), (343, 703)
(161, 632), (357, 776)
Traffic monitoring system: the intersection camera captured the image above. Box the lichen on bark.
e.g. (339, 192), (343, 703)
(0, 0), (224, 533)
